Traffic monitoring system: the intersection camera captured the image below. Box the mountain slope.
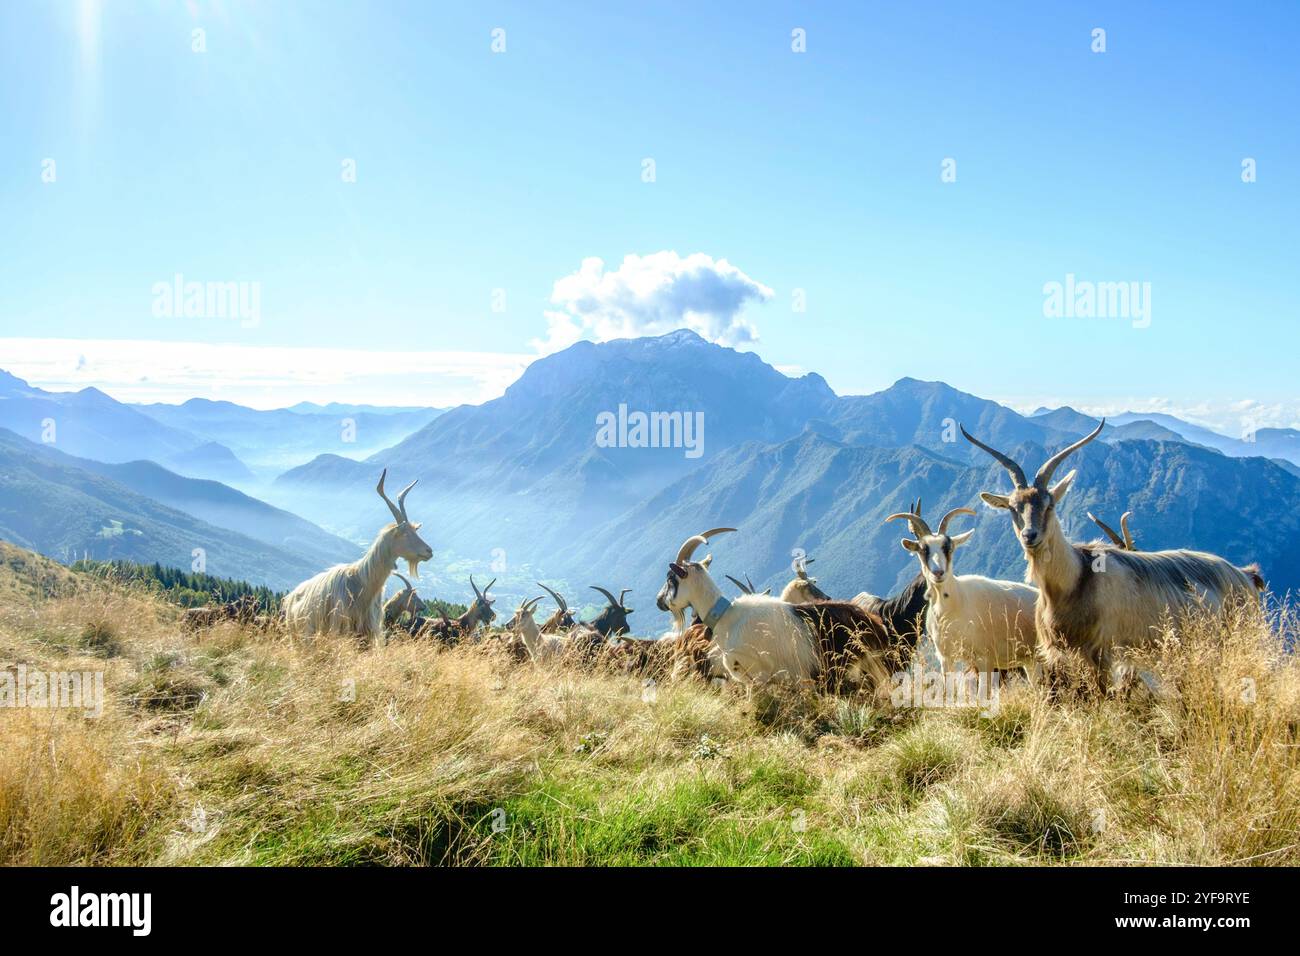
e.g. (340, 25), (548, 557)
(276, 330), (842, 549)
(162, 440), (256, 483)
(831, 377), (1072, 459)
(78, 470), (356, 570)
(0, 429), (343, 591)
(567, 432), (1300, 623)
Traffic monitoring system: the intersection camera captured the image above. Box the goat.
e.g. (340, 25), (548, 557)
(505, 596), (567, 663)
(853, 574), (928, 649)
(181, 604), (227, 631)
(615, 622), (727, 683)
(669, 621), (727, 682)
(382, 573), (426, 628)
(251, 612), (281, 633)
(962, 419), (1265, 692)
(180, 593), (260, 631)
(587, 586), (634, 637)
(655, 527), (895, 691)
(228, 594), (259, 624)
(779, 557), (832, 603)
(536, 582), (576, 633)
(1088, 511), (1137, 550)
(415, 575), (497, 644)
(282, 470), (433, 647)
(887, 504), (1038, 676)
(852, 498), (929, 654)
(725, 574), (771, 596)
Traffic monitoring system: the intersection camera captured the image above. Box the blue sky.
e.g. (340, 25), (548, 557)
(1, 1), (1296, 428)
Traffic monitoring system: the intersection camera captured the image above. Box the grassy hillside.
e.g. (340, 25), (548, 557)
(1, 544), (1297, 866)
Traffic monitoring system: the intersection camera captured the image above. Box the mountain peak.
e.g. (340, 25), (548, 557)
(884, 376), (957, 395)
(653, 328), (708, 346)
(0, 369), (34, 396)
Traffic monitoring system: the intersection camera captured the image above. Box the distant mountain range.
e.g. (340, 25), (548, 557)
(1030, 406), (1300, 467)
(286, 401), (434, 416)
(0, 427), (357, 591)
(0, 370), (218, 475)
(4, 336), (1296, 619)
(272, 330), (1300, 619)
(133, 398), (443, 476)
(0, 369), (441, 484)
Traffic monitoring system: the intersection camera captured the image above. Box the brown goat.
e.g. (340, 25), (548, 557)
(537, 582), (576, 633)
(411, 575), (498, 645)
(181, 594), (261, 632)
(779, 558), (832, 603)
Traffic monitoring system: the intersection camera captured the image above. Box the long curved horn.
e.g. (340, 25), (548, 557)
(937, 507), (976, 534)
(483, 578), (496, 594)
(618, 588), (631, 609)
(726, 574), (753, 594)
(1035, 419), (1105, 488)
(376, 469), (404, 522)
(885, 511), (932, 538)
(395, 478), (418, 521)
(521, 596), (544, 614)
(1120, 511), (1135, 550)
(960, 425), (1028, 489)
(590, 585), (620, 607)
(394, 572), (414, 592)
(1087, 512), (1124, 547)
(470, 574), (483, 600)
(537, 582), (567, 612)
(675, 527), (736, 564)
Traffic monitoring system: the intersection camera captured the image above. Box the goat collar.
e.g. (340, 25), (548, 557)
(701, 596), (732, 630)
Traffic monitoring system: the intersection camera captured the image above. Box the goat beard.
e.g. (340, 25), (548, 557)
(670, 607), (686, 637)
(406, 559), (421, 579)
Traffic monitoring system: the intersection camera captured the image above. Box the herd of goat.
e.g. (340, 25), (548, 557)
(199, 420), (1265, 697)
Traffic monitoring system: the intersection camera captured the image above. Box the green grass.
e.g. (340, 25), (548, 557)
(471, 768), (858, 866)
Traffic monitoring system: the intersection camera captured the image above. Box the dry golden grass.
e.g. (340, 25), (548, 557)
(1, 547), (1297, 866)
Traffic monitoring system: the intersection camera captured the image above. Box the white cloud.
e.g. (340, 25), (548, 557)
(533, 251), (774, 354)
(0, 338), (532, 410)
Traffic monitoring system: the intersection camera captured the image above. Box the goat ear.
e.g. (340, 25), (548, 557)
(980, 492), (1011, 510)
(949, 530), (974, 547)
(669, 562), (687, 577)
(700, 554), (713, 569)
(901, 537), (921, 553)
(411, 522), (423, 530)
(1049, 469), (1077, 505)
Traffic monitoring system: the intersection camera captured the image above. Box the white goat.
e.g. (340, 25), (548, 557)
(282, 470), (433, 647)
(655, 527), (894, 690)
(887, 505), (1038, 675)
(506, 596), (567, 662)
(963, 419), (1265, 692)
